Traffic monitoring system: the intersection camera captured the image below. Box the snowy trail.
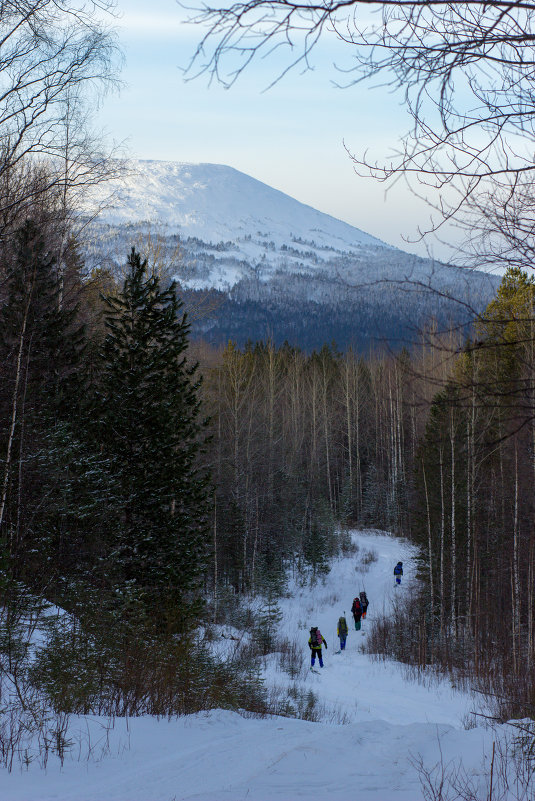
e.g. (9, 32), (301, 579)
(1, 530), (498, 801)
(273, 529), (473, 727)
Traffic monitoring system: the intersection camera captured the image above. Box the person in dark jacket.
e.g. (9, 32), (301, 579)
(394, 561), (403, 585)
(308, 626), (327, 668)
(351, 597), (363, 630)
(359, 591), (369, 619)
(337, 615), (348, 650)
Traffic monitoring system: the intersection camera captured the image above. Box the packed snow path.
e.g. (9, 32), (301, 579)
(272, 529), (472, 727)
(2, 530), (498, 801)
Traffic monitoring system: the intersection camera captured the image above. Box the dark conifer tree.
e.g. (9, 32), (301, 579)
(0, 220), (90, 589)
(93, 248), (210, 633)
(0, 220), (84, 425)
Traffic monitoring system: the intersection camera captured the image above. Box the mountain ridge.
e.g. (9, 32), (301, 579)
(83, 159), (498, 350)
(86, 159), (392, 260)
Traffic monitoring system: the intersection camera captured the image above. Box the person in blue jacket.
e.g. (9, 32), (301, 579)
(394, 561), (403, 585)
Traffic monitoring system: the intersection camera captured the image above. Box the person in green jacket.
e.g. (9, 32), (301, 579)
(337, 614), (348, 650)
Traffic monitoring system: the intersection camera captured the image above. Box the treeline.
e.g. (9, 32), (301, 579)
(407, 268), (535, 716)
(199, 340), (425, 597)
(335, 267), (535, 719)
(189, 292), (434, 351)
(197, 268), (535, 717)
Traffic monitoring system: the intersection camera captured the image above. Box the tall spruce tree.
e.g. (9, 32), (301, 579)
(94, 248), (210, 633)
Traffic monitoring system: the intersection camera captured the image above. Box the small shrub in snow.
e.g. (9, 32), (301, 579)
(413, 733), (535, 801)
(359, 549), (378, 572)
(461, 711), (478, 730)
(323, 592), (340, 607)
(277, 638), (307, 680)
(286, 685), (320, 722)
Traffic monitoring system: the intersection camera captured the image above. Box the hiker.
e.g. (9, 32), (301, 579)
(337, 614), (348, 650)
(351, 596), (363, 631)
(308, 626), (327, 668)
(359, 591), (369, 619)
(394, 561), (403, 585)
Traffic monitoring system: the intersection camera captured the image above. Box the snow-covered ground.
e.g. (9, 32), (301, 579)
(268, 530), (473, 728)
(0, 530), (508, 801)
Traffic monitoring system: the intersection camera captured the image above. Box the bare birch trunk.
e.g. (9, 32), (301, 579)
(396, 367), (404, 486)
(251, 494), (259, 594)
(344, 355), (353, 499)
(511, 561), (517, 675)
(14, 332), (33, 549)
(311, 371), (317, 474)
(322, 363), (333, 511)
(267, 344), (276, 502)
(355, 359), (362, 516)
(213, 493), (218, 623)
(0, 290), (32, 533)
(388, 379), (396, 509)
(528, 538), (534, 665)
(466, 417), (471, 635)
(474, 544), (480, 676)
(466, 391), (474, 637)
(450, 410), (456, 636)
(513, 441), (520, 673)
(439, 446), (445, 637)
(422, 460), (435, 625)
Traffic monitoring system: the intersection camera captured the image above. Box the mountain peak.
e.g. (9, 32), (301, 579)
(88, 159), (390, 253)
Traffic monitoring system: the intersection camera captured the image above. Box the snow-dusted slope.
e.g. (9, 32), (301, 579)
(84, 160), (440, 294)
(87, 160), (388, 253)
(3, 530), (505, 801)
(83, 160), (498, 348)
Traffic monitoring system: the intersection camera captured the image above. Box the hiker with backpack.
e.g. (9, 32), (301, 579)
(337, 614), (348, 650)
(394, 561), (403, 585)
(308, 626), (327, 668)
(359, 591), (369, 619)
(351, 596), (363, 631)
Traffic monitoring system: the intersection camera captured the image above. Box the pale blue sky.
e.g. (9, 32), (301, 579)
(96, 0), (457, 259)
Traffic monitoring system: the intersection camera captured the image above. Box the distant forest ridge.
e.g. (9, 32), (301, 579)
(84, 215), (499, 352)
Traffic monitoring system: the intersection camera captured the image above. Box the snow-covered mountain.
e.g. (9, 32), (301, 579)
(85, 159), (394, 289)
(84, 160), (498, 349)
(88, 160), (387, 250)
